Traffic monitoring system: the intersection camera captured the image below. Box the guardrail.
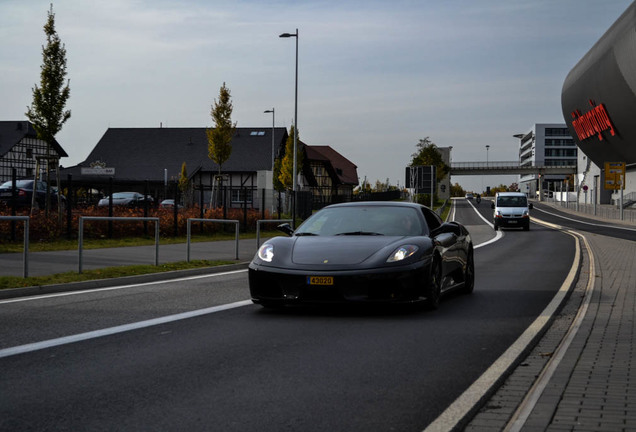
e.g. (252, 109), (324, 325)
(186, 218), (239, 261)
(78, 216), (160, 273)
(255, 219), (292, 248)
(0, 216), (29, 277)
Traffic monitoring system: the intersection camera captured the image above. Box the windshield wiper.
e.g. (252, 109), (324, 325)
(295, 232), (319, 236)
(335, 231), (383, 236)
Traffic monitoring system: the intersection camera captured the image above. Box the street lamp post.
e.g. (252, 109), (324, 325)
(280, 28), (298, 227)
(486, 145), (490, 166)
(264, 108), (275, 215)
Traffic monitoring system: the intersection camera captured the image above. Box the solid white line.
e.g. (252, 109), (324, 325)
(464, 198), (504, 249)
(422, 218), (581, 432)
(0, 269), (248, 305)
(534, 206), (636, 232)
(0, 300), (253, 359)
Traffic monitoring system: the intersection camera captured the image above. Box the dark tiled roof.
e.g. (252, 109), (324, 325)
(62, 127), (288, 182)
(305, 145), (358, 185)
(0, 121), (67, 157)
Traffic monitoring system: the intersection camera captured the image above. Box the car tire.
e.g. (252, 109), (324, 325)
(493, 222), (499, 231)
(523, 223), (530, 231)
(425, 257), (442, 310)
(462, 249), (475, 294)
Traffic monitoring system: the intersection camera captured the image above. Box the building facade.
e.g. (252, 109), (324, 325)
(0, 121), (68, 184)
(515, 124), (577, 197)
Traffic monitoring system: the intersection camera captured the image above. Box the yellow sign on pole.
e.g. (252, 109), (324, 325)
(604, 162), (625, 190)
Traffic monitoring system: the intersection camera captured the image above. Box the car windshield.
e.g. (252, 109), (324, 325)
(497, 196), (527, 207)
(295, 205), (425, 236)
(1, 180), (33, 189)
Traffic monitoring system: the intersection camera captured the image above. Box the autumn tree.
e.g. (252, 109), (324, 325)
(26, 4), (71, 215)
(277, 125), (303, 191)
(178, 162), (191, 206)
(207, 82), (236, 177)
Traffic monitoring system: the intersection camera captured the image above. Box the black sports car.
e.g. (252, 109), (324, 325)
(248, 201), (474, 309)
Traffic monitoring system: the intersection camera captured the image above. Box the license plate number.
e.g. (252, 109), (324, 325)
(508, 220), (517, 224)
(307, 276), (333, 286)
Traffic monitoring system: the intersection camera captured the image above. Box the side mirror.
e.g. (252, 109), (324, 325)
(277, 223), (294, 236)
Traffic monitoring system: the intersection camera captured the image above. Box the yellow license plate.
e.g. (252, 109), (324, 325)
(307, 276), (334, 286)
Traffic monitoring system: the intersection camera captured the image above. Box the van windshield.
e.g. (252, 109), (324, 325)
(497, 196), (527, 207)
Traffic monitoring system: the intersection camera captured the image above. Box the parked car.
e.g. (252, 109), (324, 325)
(249, 201), (474, 310)
(491, 192), (533, 231)
(97, 192), (152, 208)
(160, 199), (182, 209)
(0, 179), (66, 210)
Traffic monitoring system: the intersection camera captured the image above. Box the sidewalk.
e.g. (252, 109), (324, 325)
(465, 203), (636, 431)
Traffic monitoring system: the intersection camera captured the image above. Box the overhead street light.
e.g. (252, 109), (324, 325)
(279, 28), (298, 227)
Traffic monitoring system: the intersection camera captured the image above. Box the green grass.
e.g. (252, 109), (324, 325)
(0, 260), (237, 291)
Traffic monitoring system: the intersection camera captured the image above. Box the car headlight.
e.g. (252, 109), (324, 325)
(257, 243), (274, 262)
(387, 245), (419, 263)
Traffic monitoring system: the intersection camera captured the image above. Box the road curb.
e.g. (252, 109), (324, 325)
(0, 262), (251, 300)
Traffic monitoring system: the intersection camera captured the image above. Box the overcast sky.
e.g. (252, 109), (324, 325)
(1, 0), (632, 192)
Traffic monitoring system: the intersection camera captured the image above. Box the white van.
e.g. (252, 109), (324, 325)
(491, 192), (533, 231)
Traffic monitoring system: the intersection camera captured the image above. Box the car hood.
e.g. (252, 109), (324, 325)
(290, 236), (404, 265)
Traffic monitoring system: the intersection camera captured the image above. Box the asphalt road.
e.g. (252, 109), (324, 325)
(0, 200), (577, 431)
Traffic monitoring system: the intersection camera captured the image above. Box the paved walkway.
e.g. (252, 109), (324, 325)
(465, 203), (636, 431)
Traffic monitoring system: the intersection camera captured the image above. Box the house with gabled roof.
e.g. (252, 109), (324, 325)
(60, 126), (289, 209)
(58, 125), (359, 213)
(302, 145), (359, 208)
(0, 121), (68, 183)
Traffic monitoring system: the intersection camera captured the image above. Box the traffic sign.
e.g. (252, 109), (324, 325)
(604, 162), (625, 190)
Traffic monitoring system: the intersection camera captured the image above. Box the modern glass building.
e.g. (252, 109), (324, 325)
(515, 124), (577, 197)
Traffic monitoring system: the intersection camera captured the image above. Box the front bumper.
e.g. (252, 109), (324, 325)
(248, 260), (430, 305)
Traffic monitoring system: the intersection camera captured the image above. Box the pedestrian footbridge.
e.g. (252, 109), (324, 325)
(450, 162), (576, 176)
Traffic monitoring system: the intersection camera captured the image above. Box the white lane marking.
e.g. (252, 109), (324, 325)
(533, 206), (636, 232)
(423, 218), (585, 432)
(0, 300), (253, 359)
(0, 269), (248, 305)
(462, 198), (504, 248)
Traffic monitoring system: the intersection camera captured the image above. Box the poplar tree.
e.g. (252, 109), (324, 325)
(26, 4), (71, 215)
(207, 83), (236, 177)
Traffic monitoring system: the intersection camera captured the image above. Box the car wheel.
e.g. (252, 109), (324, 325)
(523, 223), (530, 231)
(425, 257), (442, 310)
(462, 249), (475, 294)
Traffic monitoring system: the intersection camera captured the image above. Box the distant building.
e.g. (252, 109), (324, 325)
(0, 121), (68, 183)
(303, 145), (358, 208)
(514, 124), (577, 197)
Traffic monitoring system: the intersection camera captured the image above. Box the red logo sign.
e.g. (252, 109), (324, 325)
(570, 100), (615, 142)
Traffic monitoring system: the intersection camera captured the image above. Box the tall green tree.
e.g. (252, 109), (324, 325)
(206, 82), (236, 177)
(410, 137), (449, 183)
(277, 125), (303, 190)
(26, 4), (71, 215)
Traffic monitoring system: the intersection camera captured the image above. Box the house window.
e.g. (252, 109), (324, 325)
(231, 188), (252, 204)
(26, 148), (33, 159)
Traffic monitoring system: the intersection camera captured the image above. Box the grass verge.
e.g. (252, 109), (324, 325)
(0, 259), (237, 291)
